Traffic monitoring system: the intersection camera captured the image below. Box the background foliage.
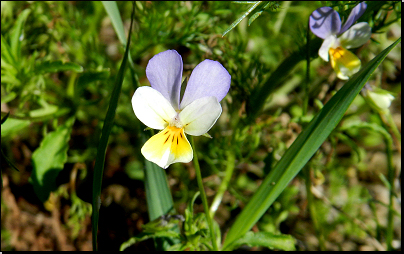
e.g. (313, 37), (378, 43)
(1, 1), (401, 251)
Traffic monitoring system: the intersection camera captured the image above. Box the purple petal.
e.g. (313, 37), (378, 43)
(339, 2), (367, 35)
(146, 50), (183, 110)
(309, 7), (341, 39)
(179, 60), (231, 109)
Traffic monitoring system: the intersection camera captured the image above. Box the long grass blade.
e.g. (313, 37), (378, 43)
(142, 132), (175, 221)
(222, 38), (401, 250)
(141, 130), (179, 250)
(101, 1), (135, 70)
(91, 3), (135, 251)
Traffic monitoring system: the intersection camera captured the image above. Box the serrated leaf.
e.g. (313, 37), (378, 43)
(35, 60), (84, 74)
(226, 231), (295, 251)
(29, 117), (75, 202)
(222, 38), (401, 250)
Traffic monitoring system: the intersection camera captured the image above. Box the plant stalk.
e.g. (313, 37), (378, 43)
(190, 136), (218, 251)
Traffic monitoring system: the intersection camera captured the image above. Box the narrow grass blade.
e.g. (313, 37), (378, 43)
(101, 1), (126, 46)
(222, 38), (401, 250)
(141, 131), (178, 250)
(101, 1), (135, 70)
(142, 132), (175, 221)
(91, 3), (135, 251)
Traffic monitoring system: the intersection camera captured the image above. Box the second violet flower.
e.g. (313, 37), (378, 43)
(309, 2), (371, 80)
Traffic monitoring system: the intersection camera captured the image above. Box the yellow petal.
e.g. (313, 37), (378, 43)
(329, 46), (361, 80)
(141, 126), (193, 169)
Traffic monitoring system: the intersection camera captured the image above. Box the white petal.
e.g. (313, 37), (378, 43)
(339, 22), (371, 49)
(141, 126), (193, 169)
(179, 96), (222, 136)
(318, 35), (337, 62)
(132, 86), (177, 130)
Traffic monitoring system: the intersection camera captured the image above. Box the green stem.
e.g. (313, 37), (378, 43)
(303, 166), (325, 250)
(385, 133), (395, 251)
(209, 150), (235, 218)
(385, 111), (401, 152)
(363, 96), (398, 250)
(303, 19), (310, 116)
(376, 113), (396, 251)
(190, 136), (218, 251)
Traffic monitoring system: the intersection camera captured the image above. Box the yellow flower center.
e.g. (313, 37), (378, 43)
(141, 125), (192, 168)
(328, 46), (361, 80)
(329, 46), (345, 62)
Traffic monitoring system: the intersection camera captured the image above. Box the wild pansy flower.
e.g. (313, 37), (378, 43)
(132, 50), (231, 169)
(310, 2), (371, 80)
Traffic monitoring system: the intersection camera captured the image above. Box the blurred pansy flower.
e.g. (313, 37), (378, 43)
(132, 50), (231, 169)
(310, 2), (371, 80)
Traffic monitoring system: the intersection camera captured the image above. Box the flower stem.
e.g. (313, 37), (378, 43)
(376, 113), (396, 251)
(302, 22), (325, 250)
(190, 136), (218, 251)
(303, 165), (326, 250)
(303, 18), (311, 116)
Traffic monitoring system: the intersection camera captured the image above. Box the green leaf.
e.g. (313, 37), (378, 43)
(101, 1), (126, 47)
(1, 118), (31, 138)
(222, 1), (261, 37)
(1, 112), (10, 125)
(10, 9), (31, 62)
(248, 11), (262, 26)
(144, 145), (175, 221)
(120, 231), (181, 251)
(91, 2), (135, 251)
(29, 117), (75, 202)
(222, 38), (401, 250)
(226, 231), (295, 251)
(248, 2), (278, 26)
(35, 60), (84, 74)
(1, 34), (17, 67)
